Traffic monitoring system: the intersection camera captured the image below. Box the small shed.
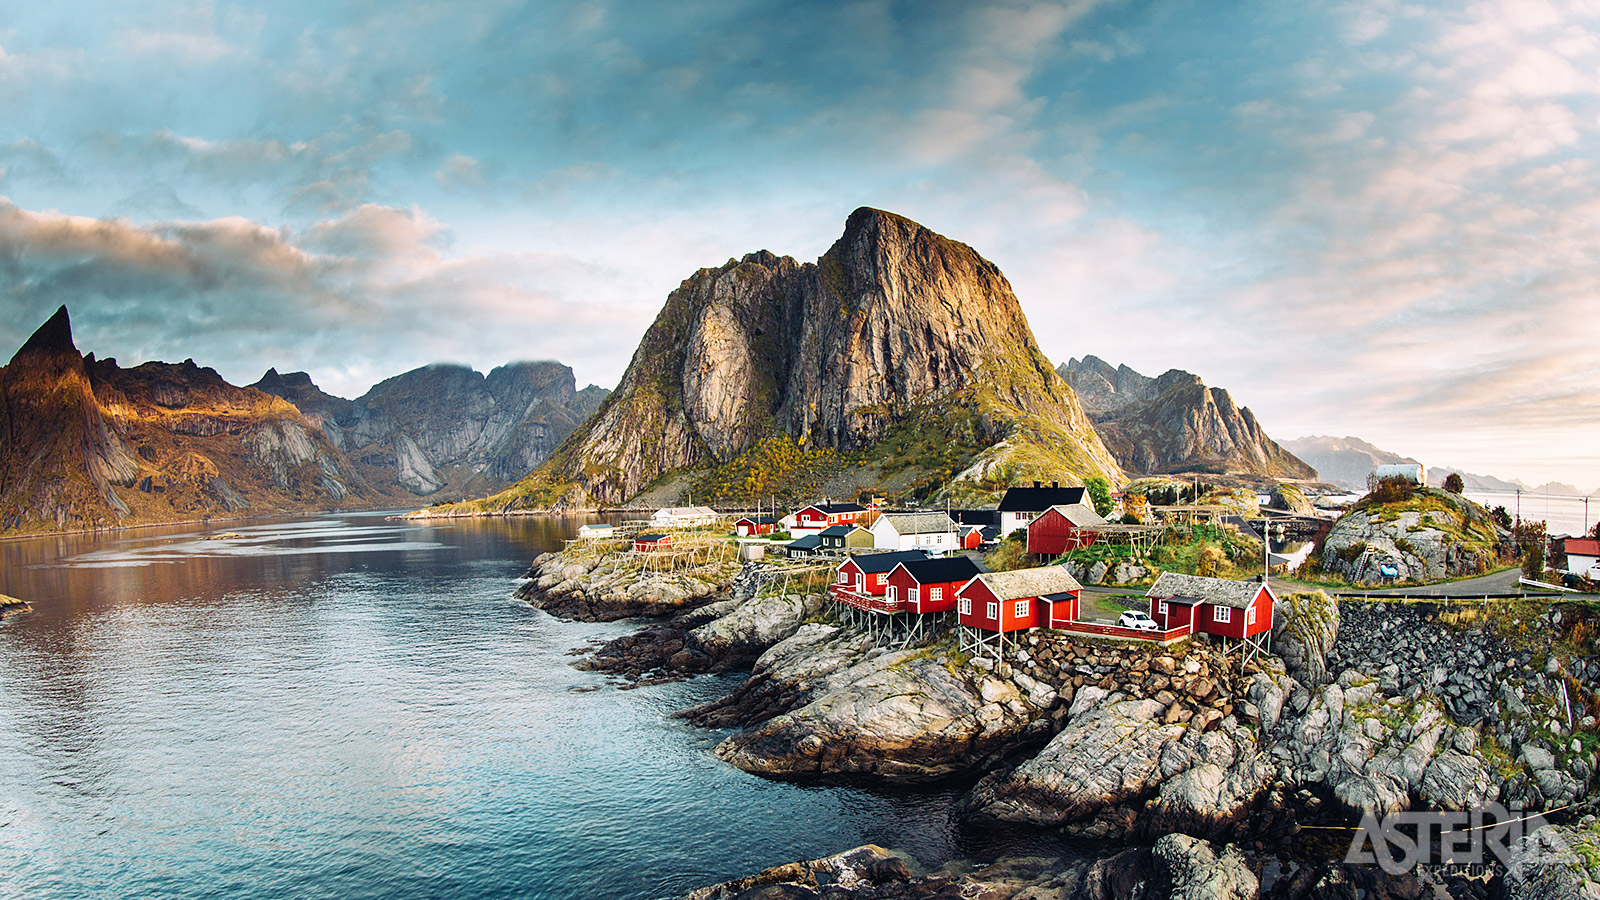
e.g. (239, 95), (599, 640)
(577, 523), (614, 539)
(633, 533), (672, 552)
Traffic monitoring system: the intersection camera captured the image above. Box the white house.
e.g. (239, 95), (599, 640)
(870, 512), (959, 553)
(1564, 538), (1600, 579)
(649, 506), (719, 528)
(576, 523), (614, 539)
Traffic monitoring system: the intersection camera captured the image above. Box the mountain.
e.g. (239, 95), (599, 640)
(454, 207), (1121, 511)
(1424, 468), (1529, 493)
(1059, 355), (1315, 480)
(0, 307), (372, 534)
(252, 363), (607, 498)
(1282, 435), (1419, 492)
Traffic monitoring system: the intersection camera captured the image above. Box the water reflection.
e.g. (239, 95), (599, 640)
(0, 511), (1085, 900)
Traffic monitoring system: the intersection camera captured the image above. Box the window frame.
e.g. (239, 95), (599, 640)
(1213, 605), (1231, 623)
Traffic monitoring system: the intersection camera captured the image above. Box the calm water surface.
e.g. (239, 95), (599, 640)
(0, 512), (1054, 900)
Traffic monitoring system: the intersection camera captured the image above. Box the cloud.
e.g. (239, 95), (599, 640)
(0, 199), (650, 398)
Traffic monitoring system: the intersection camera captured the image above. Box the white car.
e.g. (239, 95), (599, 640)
(1118, 610), (1160, 631)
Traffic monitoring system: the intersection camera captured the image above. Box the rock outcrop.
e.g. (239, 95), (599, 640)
(515, 549), (739, 621)
(1317, 486), (1507, 583)
(253, 362), (606, 498)
(1060, 356), (1314, 480)
(0, 306), (374, 534)
(709, 625), (1053, 782)
(678, 835), (1258, 900)
(465, 208), (1120, 511)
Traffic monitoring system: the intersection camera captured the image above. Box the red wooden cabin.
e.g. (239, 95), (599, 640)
(831, 550), (929, 609)
(793, 503), (870, 535)
(1145, 572), (1274, 639)
(734, 516), (775, 536)
(956, 566), (1083, 657)
(885, 556), (981, 614)
(633, 533), (672, 552)
(1026, 503), (1107, 556)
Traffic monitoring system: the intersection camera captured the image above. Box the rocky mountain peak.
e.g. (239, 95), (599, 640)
(1061, 357), (1314, 480)
(472, 208), (1121, 509)
(14, 305), (78, 361)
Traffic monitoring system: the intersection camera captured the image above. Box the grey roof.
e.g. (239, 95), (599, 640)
(1145, 572), (1266, 609)
(876, 512), (957, 535)
(1045, 502), (1107, 528)
(787, 535), (822, 550)
(968, 566), (1084, 602)
(819, 524), (856, 538)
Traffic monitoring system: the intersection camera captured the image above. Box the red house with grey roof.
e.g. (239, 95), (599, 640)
(1145, 571), (1274, 639)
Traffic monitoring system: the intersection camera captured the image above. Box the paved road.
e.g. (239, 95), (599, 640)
(1270, 567), (1531, 597)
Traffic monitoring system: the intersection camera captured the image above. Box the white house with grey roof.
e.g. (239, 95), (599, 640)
(870, 512), (959, 553)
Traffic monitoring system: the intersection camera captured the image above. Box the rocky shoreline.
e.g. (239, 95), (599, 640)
(515, 545), (1600, 899)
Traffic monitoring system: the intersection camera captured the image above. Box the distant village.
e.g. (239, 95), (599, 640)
(575, 479), (1285, 667)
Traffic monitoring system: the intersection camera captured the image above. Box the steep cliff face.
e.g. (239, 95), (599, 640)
(479, 208), (1120, 509)
(1060, 357), (1315, 480)
(0, 307), (370, 534)
(254, 362), (607, 497)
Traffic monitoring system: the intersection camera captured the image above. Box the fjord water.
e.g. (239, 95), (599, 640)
(0, 513), (1009, 900)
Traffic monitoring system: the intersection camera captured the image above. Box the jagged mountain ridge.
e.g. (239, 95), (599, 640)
(1059, 355), (1315, 480)
(470, 207), (1122, 509)
(0, 307), (373, 534)
(253, 363), (607, 498)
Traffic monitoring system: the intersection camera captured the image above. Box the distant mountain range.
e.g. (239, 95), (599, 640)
(0, 306), (607, 535)
(1280, 435), (1418, 491)
(253, 364), (606, 498)
(1059, 356), (1315, 481)
(444, 207), (1123, 512)
(0, 307), (372, 534)
(1284, 435), (1596, 496)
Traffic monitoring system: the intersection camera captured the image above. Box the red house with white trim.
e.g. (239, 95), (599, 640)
(956, 566), (1083, 656)
(1145, 572), (1274, 639)
(790, 503), (871, 537)
(958, 524), (986, 551)
(885, 556), (982, 614)
(633, 533), (672, 552)
(1026, 502), (1108, 556)
(832, 550), (929, 605)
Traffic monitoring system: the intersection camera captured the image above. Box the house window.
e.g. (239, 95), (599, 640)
(1159, 600), (1168, 615)
(959, 597), (971, 615)
(1247, 606), (1257, 626)
(1014, 600), (1029, 619)
(986, 602), (999, 619)
(838, 572), (848, 584)
(908, 588), (919, 605)
(1214, 606), (1231, 623)
(930, 587), (943, 602)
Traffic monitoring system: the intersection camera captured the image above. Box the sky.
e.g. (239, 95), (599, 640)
(2, 0), (1598, 491)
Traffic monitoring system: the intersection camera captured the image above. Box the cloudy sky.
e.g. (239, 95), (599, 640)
(3, 1), (1598, 489)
